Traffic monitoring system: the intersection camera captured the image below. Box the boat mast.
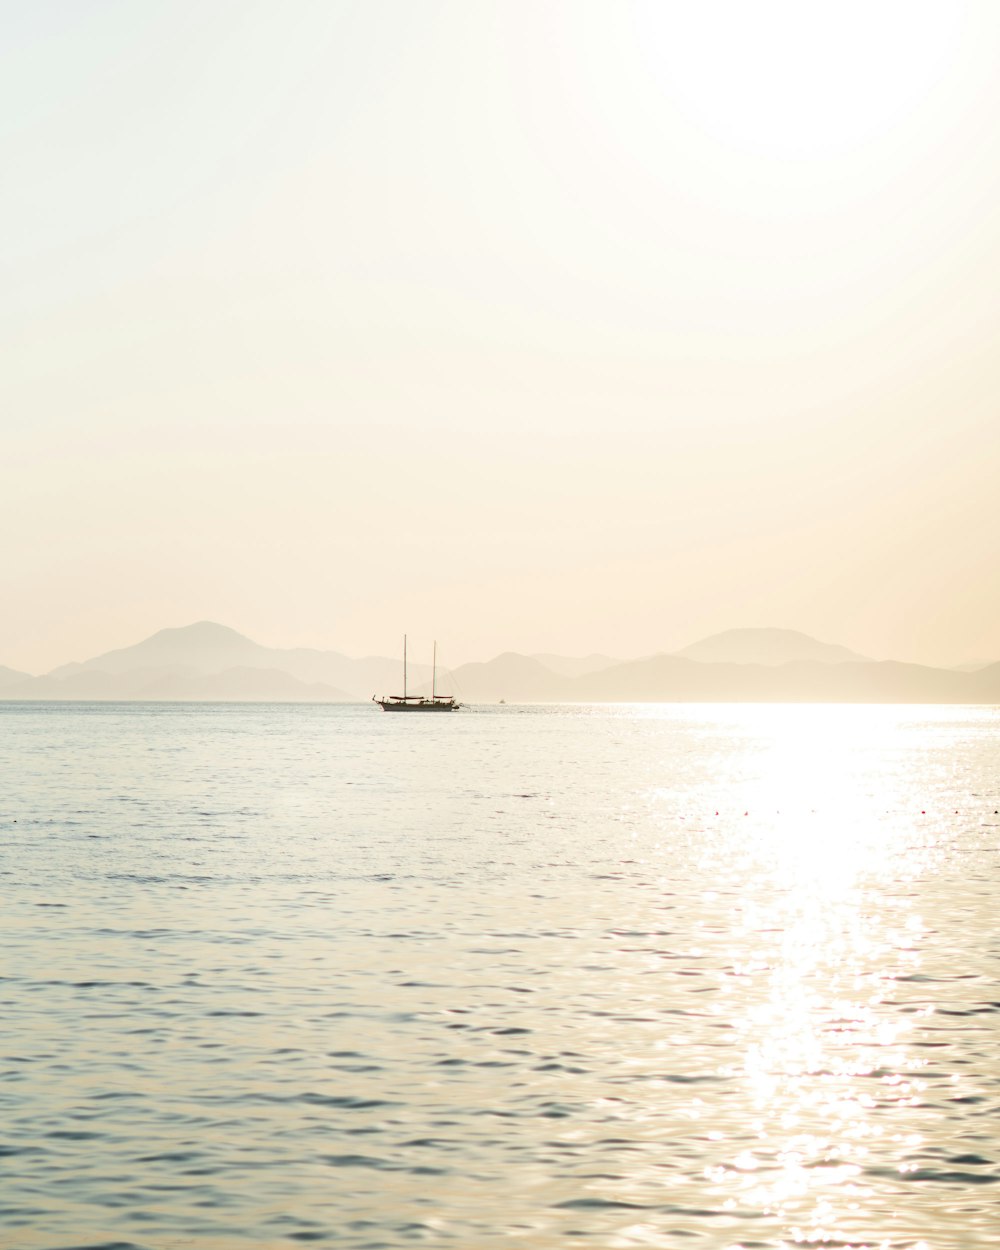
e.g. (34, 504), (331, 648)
(432, 641), (436, 700)
(403, 634), (407, 699)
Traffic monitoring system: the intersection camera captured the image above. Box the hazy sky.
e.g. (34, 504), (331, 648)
(4, 0), (1000, 673)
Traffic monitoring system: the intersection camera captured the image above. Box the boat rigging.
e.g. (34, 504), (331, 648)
(374, 637), (460, 712)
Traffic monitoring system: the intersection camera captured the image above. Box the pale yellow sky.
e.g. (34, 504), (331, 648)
(3, 1), (999, 673)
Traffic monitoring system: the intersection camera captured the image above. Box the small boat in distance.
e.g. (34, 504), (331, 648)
(374, 637), (461, 712)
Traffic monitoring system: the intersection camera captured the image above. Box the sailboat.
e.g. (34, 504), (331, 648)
(374, 637), (460, 712)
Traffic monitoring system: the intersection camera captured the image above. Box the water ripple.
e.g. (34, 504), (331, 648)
(2, 702), (999, 1248)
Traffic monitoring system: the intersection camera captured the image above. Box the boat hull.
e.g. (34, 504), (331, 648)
(374, 638), (459, 710)
(377, 699), (459, 712)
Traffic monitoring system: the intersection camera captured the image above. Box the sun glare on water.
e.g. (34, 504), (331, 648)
(615, 706), (952, 1246)
(708, 709), (941, 1245)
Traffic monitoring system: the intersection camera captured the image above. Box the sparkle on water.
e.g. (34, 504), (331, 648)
(1, 701), (998, 1249)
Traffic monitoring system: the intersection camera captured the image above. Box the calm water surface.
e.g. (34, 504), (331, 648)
(1, 702), (999, 1249)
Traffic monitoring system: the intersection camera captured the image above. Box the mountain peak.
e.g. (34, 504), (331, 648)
(150, 621), (254, 644)
(674, 627), (870, 667)
(47, 620), (263, 679)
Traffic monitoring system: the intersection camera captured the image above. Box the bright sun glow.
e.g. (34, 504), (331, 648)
(634, 1), (965, 158)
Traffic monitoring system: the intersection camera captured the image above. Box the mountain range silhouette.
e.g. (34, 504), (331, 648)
(0, 622), (997, 704)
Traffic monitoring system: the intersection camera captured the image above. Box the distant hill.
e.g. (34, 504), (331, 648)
(571, 655), (999, 703)
(37, 621), (414, 701)
(530, 652), (618, 678)
(443, 653), (574, 703)
(6, 663), (348, 703)
(3, 622), (999, 704)
(0, 664), (32, 690)
(674, 627), (870, 666)
(442, 651), (1000, 704)
(49, 621), (262, 678)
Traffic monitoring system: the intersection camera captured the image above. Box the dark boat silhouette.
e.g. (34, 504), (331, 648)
(375, 637), (460, 712)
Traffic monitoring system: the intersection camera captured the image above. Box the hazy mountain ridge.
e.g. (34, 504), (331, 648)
(4, 664), (349, 703)
(0, 664), (32, 690)
(673, 627), (871, 666)
(529, 652), (619, 678)
(438, 655), (1000, 704)
(432, 653), (575, 703)
(1, 622), (997, 703)
(568, 656), (1000, 704)
(36, 622), (420, 701)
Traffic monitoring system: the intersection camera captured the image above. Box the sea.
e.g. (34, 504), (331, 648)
(2, 701), (999, 1250)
